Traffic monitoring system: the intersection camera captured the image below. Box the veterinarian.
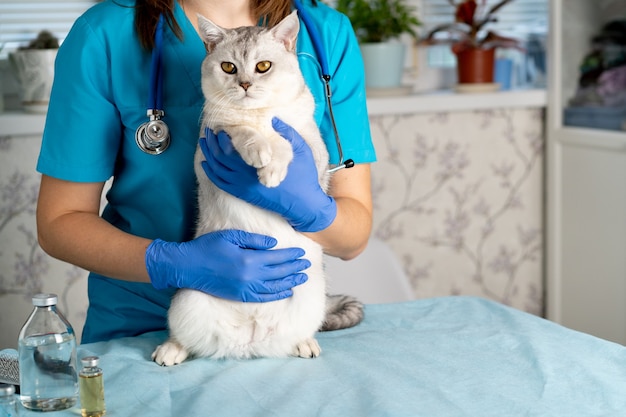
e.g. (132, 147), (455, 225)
(35, 0), (376, 343)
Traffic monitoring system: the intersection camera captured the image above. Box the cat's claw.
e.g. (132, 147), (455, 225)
(293, 338), (321, 358)
(240, 140), (272, 169)
(258, 164), (289, 187)
(256, 137), (293, 187)
(152, 340), (189, 366)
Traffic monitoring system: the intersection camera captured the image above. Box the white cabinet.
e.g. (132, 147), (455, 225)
(546, 0), (626, 344)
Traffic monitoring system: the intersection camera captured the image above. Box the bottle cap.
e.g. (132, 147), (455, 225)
(32, 293), (58, 307)
(81, 356), (99, 367)
(0, 383), (15, 396)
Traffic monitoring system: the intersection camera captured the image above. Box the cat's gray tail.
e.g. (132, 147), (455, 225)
(320, 294), (364, 331)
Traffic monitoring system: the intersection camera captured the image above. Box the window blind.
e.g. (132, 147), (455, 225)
(0, 0), (96, 56)
(417, 0), (548, 69)
(419, 0), (549, 37)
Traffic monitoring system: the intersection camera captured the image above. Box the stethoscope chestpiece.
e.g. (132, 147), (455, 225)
(135, 109), (171, 155)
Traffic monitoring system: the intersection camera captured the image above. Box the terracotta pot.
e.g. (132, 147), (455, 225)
(455, 47), (495, 84)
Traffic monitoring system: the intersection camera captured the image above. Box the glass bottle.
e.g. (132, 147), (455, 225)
(79, 356), (105, 417)
(0, 384), (18, 417)
(18, 293), (78, 412)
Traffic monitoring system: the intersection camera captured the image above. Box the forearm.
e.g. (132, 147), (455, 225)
(38, 211), (152, 282)
(36, 175), (152, 283)
(306, 196), (371, 260)
(40, 213), (152, 283)
(307, 164), (373, 260)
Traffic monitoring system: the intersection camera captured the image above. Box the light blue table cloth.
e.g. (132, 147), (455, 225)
(17, 296), (626, 416)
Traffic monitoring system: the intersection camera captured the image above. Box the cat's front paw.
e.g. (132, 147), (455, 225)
(293, 338), (321, 358)
(257, 139), (293, 187)
(239, 137), (273, 169)
(258, 161), (289, 187)
(152, 339), (189, 366)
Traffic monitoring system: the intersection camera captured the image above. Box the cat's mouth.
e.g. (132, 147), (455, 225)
(238, 92), (261, 106)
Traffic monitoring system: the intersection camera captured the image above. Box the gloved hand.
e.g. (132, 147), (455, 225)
(199, 118), (337, 233)
(145, 229), (310, 302)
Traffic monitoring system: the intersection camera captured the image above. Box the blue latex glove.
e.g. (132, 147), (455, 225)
(145, 230), (310, 302)
(199, 118), (337, 233)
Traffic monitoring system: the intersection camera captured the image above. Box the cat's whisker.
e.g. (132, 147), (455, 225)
(203, 93), (232, 128)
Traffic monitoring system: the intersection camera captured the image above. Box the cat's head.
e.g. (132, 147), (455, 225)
(198, 11), (303, 110)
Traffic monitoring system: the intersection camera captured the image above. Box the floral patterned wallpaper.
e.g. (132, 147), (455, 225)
(369, 107), (544, 316)
(0, 105), (544, 349)
(0, 134), (89, 348)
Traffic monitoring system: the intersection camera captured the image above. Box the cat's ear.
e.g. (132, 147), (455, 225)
(270, 10), (299, 52)
(197, 14), (226, 53)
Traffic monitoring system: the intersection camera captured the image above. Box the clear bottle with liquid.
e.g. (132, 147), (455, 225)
(0, 384), (18, 417)
(79, 356), (105, 417)
(18, 293), (78, 412)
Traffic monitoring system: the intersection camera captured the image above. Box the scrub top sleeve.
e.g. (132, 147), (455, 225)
(326, 14), (376, 164)
(37, 16), (122, 183)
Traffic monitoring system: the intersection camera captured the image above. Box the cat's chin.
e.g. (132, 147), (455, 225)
(235, 95), (268, 109)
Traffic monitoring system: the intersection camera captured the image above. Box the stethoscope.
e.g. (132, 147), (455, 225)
(135, 14), (170, 155)
(136, 1), (354, 172)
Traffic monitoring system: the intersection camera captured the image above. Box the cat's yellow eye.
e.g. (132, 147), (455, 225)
(256, 61), (271, 73)
(221, 62), (237, 74)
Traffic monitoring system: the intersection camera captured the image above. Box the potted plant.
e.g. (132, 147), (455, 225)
(334, 0), (421, 89)
(8, 30), (59, 113)
(421, 0), (523, 86)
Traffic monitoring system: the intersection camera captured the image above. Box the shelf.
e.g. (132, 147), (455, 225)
(0, 110), (47, 137)
(367, 88), (547, 116)
(553, 127), (626, 152)
(546, 0), (626, 345)
(1, 88), (548, 137)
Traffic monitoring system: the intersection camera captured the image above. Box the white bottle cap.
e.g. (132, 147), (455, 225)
(32, 293), (58, 307)
(81, 356), (99, 367)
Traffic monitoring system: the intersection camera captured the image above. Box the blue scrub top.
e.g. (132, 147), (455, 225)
(37, 0), (376, 344)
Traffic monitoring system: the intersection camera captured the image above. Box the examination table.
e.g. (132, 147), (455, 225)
(14, 296), (626, 416)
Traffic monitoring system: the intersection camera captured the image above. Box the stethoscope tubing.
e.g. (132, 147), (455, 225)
(293, 0), (329, 76)
(293, 0), (352, 171)
(149, 14), (164, 111)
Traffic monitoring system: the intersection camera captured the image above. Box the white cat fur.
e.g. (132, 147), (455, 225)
(152, 11), (330, 365)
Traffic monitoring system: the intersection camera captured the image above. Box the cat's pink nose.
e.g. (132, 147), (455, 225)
(240, 82), (251, 91)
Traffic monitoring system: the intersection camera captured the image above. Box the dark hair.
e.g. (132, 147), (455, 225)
(134, 0), (315, 50)
(134, 0), (181, 50)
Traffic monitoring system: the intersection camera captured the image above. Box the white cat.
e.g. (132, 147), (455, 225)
(152, 11), (362, 366)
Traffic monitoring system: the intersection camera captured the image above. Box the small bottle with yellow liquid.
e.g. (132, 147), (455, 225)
(79, 356), (105, 417)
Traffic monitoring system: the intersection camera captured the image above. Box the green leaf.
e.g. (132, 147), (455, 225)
(333, 0), (421, 43)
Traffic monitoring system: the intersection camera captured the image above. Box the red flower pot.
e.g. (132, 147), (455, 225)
(455, 47), (496, 84)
